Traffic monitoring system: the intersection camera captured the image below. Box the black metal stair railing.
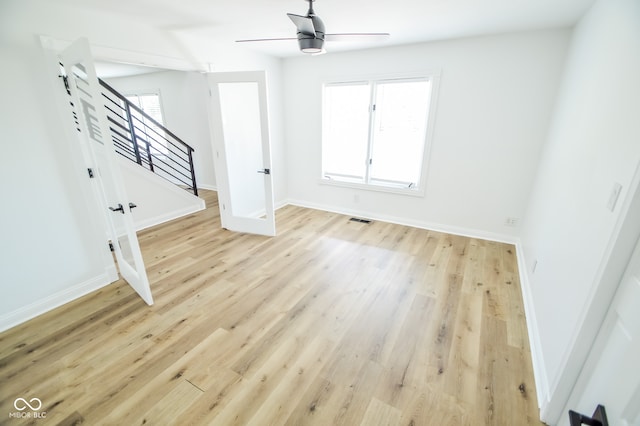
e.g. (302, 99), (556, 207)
(98, 78), (198, 196)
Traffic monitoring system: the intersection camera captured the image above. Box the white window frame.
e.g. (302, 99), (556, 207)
(320, 72), (440, 197)
(124, 89), (168, 157)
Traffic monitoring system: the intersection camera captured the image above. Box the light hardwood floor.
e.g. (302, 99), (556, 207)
(0, 190), (543, 425)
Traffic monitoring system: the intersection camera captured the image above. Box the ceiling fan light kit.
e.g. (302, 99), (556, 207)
(299, 37), (324, 54)
(236, 0), (389, 55)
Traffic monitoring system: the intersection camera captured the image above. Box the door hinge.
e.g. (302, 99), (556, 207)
(59, 73), (71, 95)
(87, 168), (94, 178)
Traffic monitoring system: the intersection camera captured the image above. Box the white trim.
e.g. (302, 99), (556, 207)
(541, 159), (640, 424)
(283, 198), (518, 244)
(117, 156), (206, 231)
(318, 177), (426, 197)
(275, 199), (289, 211)
(320, 71), (441, 198)
(321, 70), (443, 87)
(39, 35), (206, 72)
(515, 240), (550, 421)
(198, 184), (218, 191)
(515, 161), (640, 424)
(0, 267), (117, 333)
(134, 204), (206, 231)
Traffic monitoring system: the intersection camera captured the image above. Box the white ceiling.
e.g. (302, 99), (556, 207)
(58, 0), (595, 59)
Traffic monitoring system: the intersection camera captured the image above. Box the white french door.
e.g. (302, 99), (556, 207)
(207, 71), (276, 236)
(59, 38), (154, 305)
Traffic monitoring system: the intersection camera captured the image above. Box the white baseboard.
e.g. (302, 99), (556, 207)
(117, 157), (207, 231)
(134, 203), (206, 231)
(514, 241), (550, 421)
(284, 198), (519, 244)
(0, 266), (117, 333)
(198, 184), (218, 191)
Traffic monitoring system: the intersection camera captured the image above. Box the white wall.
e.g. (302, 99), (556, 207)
(106, 71), (217, 191)
(0, 25), (115, 331)
(519, 0), (640, 422)
(282, 30), (570, 241)
(118, 158), (206, 231)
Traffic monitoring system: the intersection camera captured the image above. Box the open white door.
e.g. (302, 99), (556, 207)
(563, 235), (640, 426)
(208, 71), (276, 237)
(59, 38), (153, 305)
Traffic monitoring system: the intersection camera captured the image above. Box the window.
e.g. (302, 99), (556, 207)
(322, 76), (435, 193)
(125, 92), (168, 155)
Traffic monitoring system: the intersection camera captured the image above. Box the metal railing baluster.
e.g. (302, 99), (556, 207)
(97, 78), (199, 196)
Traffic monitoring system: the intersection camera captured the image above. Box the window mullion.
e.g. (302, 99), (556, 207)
(364, 82), (377, 184)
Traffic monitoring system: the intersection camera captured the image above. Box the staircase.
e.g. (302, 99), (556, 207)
(98, 79), (198, 196)
(60, 66), (199, 196)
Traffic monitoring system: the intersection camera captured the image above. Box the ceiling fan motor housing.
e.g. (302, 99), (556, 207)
(297, 15), (325, 53)
(298, 36), (324, 52)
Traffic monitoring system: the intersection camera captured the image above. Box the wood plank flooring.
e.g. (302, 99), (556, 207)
(0, 190), (543, 425)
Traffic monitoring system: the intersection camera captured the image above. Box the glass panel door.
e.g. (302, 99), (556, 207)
(208, 71), (275, 236)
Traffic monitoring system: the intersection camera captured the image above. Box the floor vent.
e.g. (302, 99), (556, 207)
(349, 217), (372, 224)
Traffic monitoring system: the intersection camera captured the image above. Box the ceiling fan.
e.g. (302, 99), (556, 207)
(236, 0), (390, 55)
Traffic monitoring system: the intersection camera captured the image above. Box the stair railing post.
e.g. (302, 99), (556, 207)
(145, 140), (154, 172)
(123, 102), (142, 166)
(188, 148), (198, 196)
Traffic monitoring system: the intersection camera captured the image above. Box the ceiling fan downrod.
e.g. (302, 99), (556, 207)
(306, 0), (315, 17)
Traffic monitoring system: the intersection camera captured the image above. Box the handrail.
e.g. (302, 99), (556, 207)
(99, 79), (195, 155)
(97, 78), (198, 196)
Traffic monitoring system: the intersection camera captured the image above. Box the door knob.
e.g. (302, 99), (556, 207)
(257, 168), (271, 175)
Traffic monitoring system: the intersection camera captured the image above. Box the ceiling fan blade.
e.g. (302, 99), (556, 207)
(287, 13), (316, 36)
(236, 37), (297, 43)
(325, 33), (390, 42)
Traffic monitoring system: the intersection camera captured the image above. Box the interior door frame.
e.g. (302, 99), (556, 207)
(545, 161), (640, 424)
(207, 70), (276, 237)
(40, 36), (118, 285)
(563, 233), (640, 424)
(58, 38), (154, 305)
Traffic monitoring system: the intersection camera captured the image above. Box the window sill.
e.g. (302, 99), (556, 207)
(318, 177), (425, 197)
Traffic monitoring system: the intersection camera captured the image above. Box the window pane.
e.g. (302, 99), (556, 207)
(138, 95), (163, 125)
(370, 80), (431, 186)
(126, 94), (168, 155)
(322, 84), (370, 180)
